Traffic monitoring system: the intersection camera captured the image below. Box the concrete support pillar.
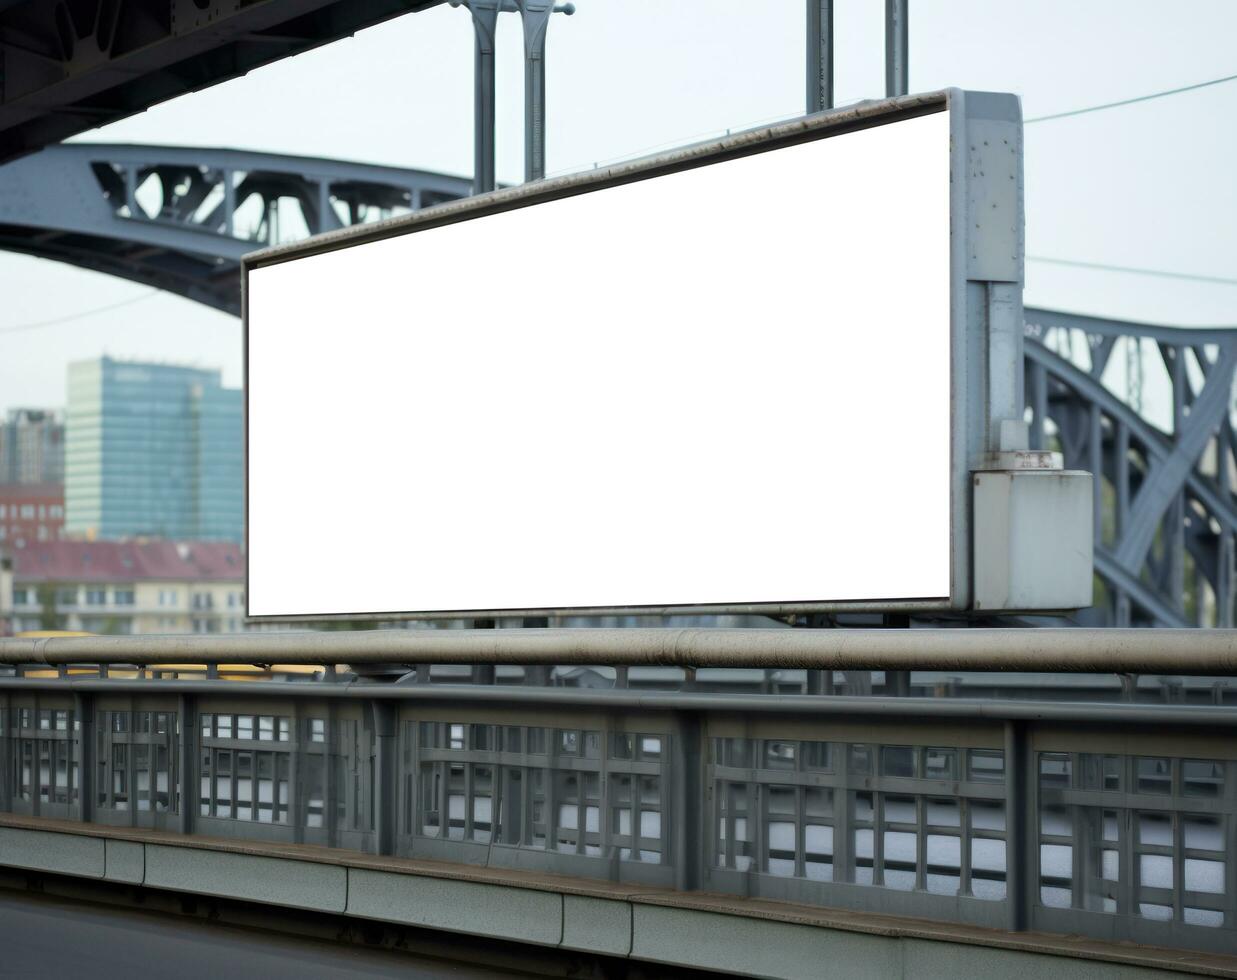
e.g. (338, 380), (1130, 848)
(518, 0), (552, 183)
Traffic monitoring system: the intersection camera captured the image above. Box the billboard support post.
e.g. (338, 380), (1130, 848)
(956, 92), (1092, 611)
(806, 0), (834, 114)
(455, 0), (574, 190)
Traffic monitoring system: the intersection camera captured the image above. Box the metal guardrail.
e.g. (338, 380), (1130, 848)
(3, 627), (1237, 672)
(0, 637), (1234, 959)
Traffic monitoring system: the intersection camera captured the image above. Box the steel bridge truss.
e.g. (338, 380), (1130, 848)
(1026, 310), (1237, 628)
(0, 142), (472, 314)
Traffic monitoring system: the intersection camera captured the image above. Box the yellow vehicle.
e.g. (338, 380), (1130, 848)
(12, 630), (324, 681)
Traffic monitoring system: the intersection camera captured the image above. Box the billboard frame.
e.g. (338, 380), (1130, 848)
(242, 88), (1024, 622)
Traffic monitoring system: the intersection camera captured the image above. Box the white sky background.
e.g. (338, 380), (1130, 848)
(1, 0), (1236, 413)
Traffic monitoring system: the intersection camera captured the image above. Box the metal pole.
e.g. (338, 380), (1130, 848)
(805, 0), (833, 114)
(455, 0), (503, 195)
(884, 0), (908, 97)
(516, 1), (573, 183)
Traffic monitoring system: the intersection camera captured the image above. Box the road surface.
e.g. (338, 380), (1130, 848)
(0, 890), (519, 979)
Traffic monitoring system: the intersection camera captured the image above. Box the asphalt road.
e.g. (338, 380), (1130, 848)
(0, 891), (519, 979)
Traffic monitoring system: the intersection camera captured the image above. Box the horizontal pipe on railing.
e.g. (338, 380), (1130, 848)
(1, 627), (1237, 673)
(0, 677), (1234, 726)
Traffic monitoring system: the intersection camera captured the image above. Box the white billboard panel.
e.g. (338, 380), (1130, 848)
(246, 103), (958, 619)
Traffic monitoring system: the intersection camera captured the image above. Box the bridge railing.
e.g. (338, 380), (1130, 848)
(0, 629), (1235, 958)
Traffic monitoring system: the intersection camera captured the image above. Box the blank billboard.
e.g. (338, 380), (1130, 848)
(246, 107), (952, 618)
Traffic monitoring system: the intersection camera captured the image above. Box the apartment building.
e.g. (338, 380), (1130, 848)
(9, 539), (246, 635)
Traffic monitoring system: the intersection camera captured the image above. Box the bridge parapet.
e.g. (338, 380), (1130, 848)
(0, 632), (1235, 973)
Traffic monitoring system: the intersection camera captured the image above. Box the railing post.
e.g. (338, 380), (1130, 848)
(371, 700), (398, 856)
(75, 693), (94, 823)
(1, 693), (11, 814)
(673, 710), (703, 891)
(1004, 719), (1032, 931)
(177, 694), (195, 835)
(518, 0), (552, 183)
(290, 700), (305, 845)
(833, 742), (854, 883)
(326, 702), (339, 848)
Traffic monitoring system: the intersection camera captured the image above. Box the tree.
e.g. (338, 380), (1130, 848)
(36, 582), (62, 631)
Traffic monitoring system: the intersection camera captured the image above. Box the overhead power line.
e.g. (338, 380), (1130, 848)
(1025, 71), (1237, 123)
(0, 290), (159, 335)
(1028, 256), (1237, 287)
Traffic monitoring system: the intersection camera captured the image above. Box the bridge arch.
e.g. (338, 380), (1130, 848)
(0, 142), (472, 314)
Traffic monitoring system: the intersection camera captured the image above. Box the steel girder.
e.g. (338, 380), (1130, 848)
(0, 0), (441, 163)
(0, 141), (472, 313)
(1025, 308), (1237, 628)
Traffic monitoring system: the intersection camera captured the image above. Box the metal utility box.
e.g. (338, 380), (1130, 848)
(972, 469), (1093, 612)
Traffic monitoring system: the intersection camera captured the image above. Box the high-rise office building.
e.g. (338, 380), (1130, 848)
(0, 408), (64, 485)
(65, 358), (243, 542)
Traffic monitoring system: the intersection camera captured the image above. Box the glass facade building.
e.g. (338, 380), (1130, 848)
(0, 408), (64, 485)
(65, 358), (242, 542)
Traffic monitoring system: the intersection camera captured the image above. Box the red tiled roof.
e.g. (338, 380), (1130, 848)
(14, 540), (243, 583)
(0, 483), (63, 501)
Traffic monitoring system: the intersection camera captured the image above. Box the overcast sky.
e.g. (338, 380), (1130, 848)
(2, 0), (1236, 415)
